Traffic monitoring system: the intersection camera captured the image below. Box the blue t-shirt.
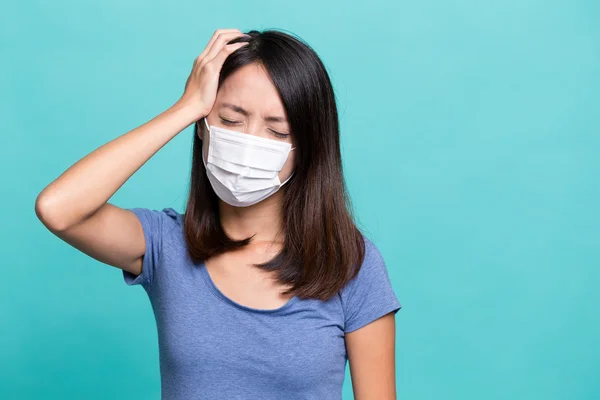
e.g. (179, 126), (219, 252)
(122, 207), (402, 400)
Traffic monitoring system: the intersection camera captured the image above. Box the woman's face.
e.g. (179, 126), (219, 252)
(197, 63), (296, 183)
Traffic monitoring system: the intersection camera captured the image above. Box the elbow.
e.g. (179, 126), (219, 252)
(35, 192), (69, 232)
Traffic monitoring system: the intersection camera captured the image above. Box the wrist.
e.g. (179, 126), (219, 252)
(171, 98), (206, 122)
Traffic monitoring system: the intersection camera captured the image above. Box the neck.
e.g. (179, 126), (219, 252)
(219, 191), (285, 244)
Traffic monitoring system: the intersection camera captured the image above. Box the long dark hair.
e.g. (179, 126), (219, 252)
(184, 29), (365, 302)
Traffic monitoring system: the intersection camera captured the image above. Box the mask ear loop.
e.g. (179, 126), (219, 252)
(200, 117), (211, 168)
(203, 116), (211, 134)
(280, 143), (297, 186)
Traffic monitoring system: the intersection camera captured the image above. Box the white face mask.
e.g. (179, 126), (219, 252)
(201, 117), (296, 207)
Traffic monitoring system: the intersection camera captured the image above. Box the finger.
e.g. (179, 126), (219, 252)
(197, 29), (242, 63)
(202, 31), (248, 64)
(210, 42), (249, 69)
(200, 29), (240, 58)
(202, 31), (246, 64)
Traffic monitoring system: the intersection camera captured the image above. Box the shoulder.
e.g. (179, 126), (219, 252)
(122, 207), (184, 288)
(127, 206), (184, 242)
(128, 206), (182, 224)
(345, 234), (389, 288)
(362, 234), (385, 267)
(338, 233), (402, 333)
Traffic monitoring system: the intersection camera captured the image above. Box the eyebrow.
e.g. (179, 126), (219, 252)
(220, 102), (287, 123)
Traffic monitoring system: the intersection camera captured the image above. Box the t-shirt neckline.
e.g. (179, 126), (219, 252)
(199, 262), (299, 314)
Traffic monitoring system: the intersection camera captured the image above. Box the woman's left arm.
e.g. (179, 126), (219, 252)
(345, 312), (398, 400)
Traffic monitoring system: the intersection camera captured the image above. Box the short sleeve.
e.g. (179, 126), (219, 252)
(122, 207), (180, 290)
(340, 236), (402, 333)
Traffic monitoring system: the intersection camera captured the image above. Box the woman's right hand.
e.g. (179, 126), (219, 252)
(179, 29), (250, 120)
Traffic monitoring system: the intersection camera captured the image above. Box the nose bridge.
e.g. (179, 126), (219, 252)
(246, 118), (269, 139)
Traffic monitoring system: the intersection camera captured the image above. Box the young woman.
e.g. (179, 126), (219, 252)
(35, 28), (402, 400)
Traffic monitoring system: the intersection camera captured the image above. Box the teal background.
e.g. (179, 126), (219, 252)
(2, 0), (598, 399)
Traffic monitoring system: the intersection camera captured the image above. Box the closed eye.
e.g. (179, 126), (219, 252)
(220, 117), (290, 139)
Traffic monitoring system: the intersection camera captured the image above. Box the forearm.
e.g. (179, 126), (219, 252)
(35, 100), (200, 230)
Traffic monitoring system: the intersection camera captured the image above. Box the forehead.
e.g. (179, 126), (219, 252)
(217, 63), (285, 115)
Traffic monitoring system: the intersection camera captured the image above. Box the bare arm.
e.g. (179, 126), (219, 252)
(35, 102), (200, 274)
(34, 29), (250, 276)
(346, 312), (398, 400)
